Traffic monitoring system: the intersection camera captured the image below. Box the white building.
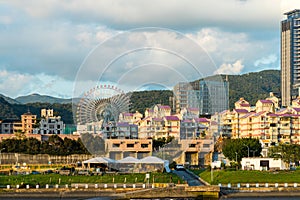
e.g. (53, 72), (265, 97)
(40, 109), (64, 134)
(241, 157), (287, 171)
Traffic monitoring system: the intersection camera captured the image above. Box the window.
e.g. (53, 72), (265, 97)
(189, 144), (196, 148)
(127, 144), (134, 148)
(141, 144), (148, 148)
(113, 143), (120, 148)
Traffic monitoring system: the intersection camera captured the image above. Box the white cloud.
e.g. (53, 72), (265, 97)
(0, 15), (12, 25)
(214, 60), (244, 75)
(254, 54), (277, 67)
(0, 0), (289, 98)
(0, 69), (74, 98)
(9, 0), (281, 31)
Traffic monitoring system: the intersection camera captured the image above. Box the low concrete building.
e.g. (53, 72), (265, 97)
(105, 138), (152, 160)
(241, 157), (287, 171)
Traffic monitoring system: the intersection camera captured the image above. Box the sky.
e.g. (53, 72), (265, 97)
(0, 0), (299, 99)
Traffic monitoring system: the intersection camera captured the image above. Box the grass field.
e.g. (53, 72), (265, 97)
(0, 172), (182, 187)
(194, 169), (300, 185)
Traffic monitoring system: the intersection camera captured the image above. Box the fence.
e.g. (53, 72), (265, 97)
(1, 153), (92, 165)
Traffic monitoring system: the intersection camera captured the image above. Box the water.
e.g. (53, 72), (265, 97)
(0, 196), (298, 200)
(223, 198), (296, 200)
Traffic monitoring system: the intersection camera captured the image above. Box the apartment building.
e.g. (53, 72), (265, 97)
(39, 109), (64, 134)
(213, 95), (300, 147)
(281, 9), (300, 106)
(173, 79), (229, 115)
(21, 111), (37, 134)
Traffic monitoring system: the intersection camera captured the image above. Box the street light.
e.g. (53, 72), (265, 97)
(243, 144), (250, 157)
(0, 148), (5, 165)
(250, 150), (257, 157)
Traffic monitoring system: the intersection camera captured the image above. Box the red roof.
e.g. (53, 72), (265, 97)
(240, 103), (250, 107)
(164, 116), (179, 121)
(259, 100), (273, 104)
(195, 118), (209, 123)
(153, 118), (163, 121)
(188, 107), (199, 111)
(159, 105), (171, 110)
(123, 113), (133, 116)
(234, 109), (248, 113)
(293, 107), (300, 112)
(267, 113), (278, 117)
(253, 111), (266, 117)
(240, 112), (254, 119)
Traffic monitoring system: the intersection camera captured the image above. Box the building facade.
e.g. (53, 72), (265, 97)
(281, 9), (300, 106)
(173, 79), (229, 115)
(39, 109), (64, 134)
(21, 112), (37, 134)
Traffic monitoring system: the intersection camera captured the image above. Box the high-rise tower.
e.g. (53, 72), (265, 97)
(281, 9), (300, 107)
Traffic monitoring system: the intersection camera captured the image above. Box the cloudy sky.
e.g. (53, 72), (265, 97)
(0, 0), (299, 98)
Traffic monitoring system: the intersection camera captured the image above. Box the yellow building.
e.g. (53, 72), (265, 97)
(21, 111), (37, 134)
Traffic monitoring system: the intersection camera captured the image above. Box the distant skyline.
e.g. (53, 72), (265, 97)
(0, 0), (299, 98)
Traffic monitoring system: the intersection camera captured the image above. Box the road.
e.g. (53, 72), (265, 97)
(172, 169), (204, 186)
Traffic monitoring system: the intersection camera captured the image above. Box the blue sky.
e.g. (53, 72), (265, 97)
(0, 0), (298, 98)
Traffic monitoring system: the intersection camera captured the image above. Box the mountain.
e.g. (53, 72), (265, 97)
(0, 69), (281, 123)
(129, 90), (173, 113)
(15, 93), (73, 104)
(0, 97), (18, 119)
(225, 70), (280, 108)
(0, 94), (20, 104)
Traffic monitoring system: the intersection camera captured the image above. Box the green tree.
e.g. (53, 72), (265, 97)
(222, 138), (262, 162)
(268, 144), (300, 165)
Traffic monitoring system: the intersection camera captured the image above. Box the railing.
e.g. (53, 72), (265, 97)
(219, 182), (299, 189)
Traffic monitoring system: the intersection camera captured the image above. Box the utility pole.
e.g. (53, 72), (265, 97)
(243, 144), (250, 157)
(0, 148), (5, 165)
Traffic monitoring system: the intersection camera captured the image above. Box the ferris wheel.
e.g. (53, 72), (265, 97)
(75, 84), (130, 125)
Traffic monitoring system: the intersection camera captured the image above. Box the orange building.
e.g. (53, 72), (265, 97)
(21, 111), (37, 134)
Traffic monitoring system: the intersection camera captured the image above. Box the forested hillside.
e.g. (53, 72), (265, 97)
(0, 70), (280, 123)
(129, 90), (173, 113)
(225, 70), (280, 108)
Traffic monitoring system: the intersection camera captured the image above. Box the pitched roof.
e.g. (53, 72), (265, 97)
(153, 118), (163, 121)
(123, 113), (133, 116)
(159, 105), (171, 110)
(267, 113), (278, 117)
(240, 112), (254, 119)
(293, 107), (300, 112)
(194, 118), (209, 123)
(188, 107), (199, 111)
(234, 109), (249, 113)
(164, 116), (179, 121)
(277, 108), (288, 113)
(259, 100), (273, 104)
(240, 103), (250, 107)
(253, 111), (266, 117)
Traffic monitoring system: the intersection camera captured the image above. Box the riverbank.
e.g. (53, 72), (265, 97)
(219, 185), (300, 199)
(0, 185), (220, 199)
(192, 168), (300, 185)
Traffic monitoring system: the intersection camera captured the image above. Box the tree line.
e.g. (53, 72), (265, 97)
(0, 135), (89, 156)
